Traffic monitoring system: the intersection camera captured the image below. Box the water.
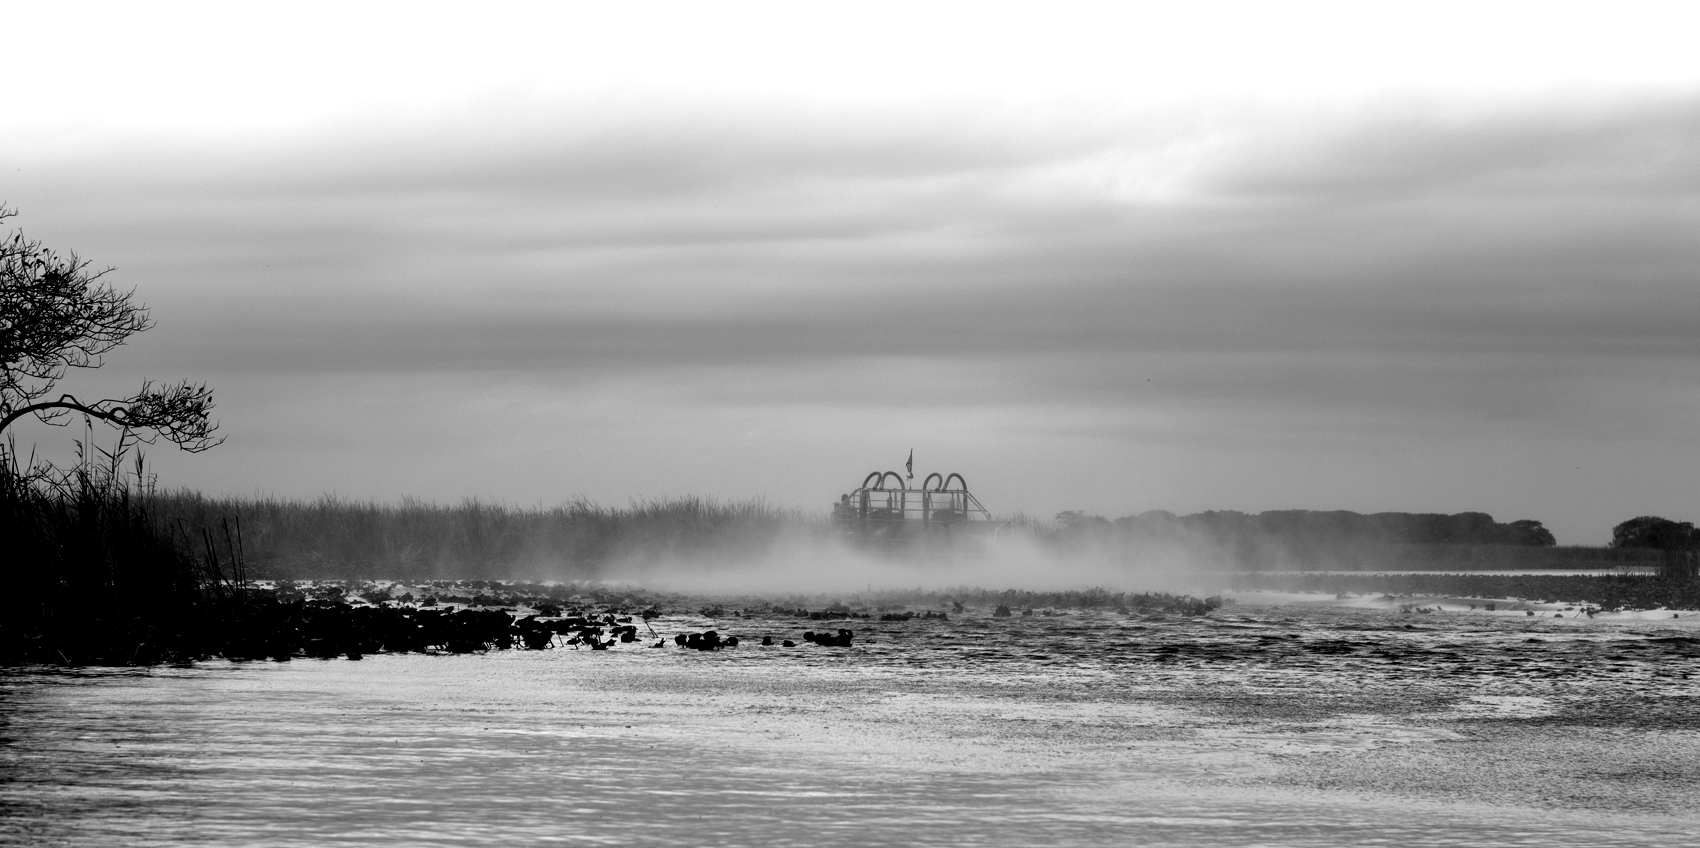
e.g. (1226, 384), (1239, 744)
(4, 600), (1698, 846)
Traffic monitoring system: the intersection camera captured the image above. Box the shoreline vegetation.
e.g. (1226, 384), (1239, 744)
(2, 452), (249, 666)
(5, 469), (1699, 666)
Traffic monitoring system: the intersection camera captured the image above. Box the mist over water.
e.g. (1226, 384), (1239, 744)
(609, 531), (1217, 597)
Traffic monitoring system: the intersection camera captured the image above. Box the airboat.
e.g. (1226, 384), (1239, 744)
(831, 469), (1002, 547)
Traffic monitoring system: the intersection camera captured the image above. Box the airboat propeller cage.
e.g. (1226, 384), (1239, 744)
(835, 469), (994, 544)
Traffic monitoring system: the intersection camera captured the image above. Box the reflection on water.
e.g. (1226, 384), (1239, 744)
(3, 603), (1698, 847)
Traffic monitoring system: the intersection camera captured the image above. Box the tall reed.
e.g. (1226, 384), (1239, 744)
(1, 431), (246, 664)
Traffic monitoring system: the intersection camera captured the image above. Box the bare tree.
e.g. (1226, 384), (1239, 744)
(0, 204), (221, 454)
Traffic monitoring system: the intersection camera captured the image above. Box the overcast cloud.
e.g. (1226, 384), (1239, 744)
(5, 3), (1698, 543)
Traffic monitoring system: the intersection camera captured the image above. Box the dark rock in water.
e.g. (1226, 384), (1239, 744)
(803, 629), (854, 648)
(761, 635), (773, 646)
(306, 640), (342, 659)
(725, 636), (740, 647)
(674, 634), (688, 646)
(781, 640), (796, 647)
(993, 605), (1012, 618)
(801, 609), (871, 621)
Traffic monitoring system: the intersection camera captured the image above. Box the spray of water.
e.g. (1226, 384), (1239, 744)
(607, 526), (1229, 599)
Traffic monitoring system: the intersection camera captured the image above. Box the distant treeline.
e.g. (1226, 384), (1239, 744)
(1051, 509), (1662, 571)
(1103, 509), (1558, 546)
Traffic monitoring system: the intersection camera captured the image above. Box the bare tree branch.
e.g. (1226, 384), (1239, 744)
(1, 204), (222, 456)
(1, 381), (223, 453)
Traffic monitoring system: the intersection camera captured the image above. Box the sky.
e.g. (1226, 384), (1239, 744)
(4, 1), (1698, 544)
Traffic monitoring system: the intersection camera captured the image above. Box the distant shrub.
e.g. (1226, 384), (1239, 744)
(1611, 516), (1698, 551)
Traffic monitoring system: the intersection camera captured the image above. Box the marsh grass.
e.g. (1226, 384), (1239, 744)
(141, 492), (825, 580)
(130, 492), (1672, 582)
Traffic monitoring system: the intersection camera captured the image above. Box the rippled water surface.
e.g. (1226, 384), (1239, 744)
(4, 600), (1699, 846)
